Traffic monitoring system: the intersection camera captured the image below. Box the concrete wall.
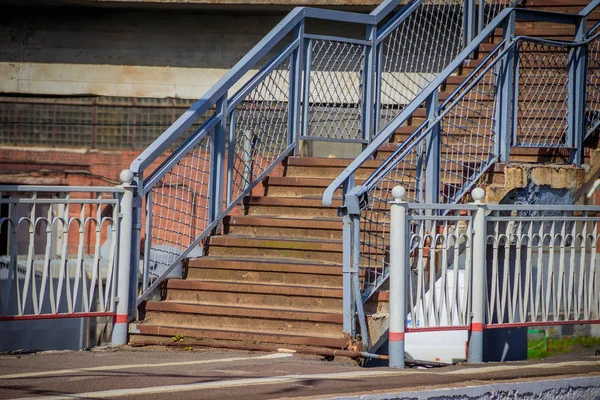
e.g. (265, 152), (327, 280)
(0, 5), (364, 99)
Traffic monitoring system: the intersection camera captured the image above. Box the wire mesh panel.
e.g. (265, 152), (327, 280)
(357, 42), (503, 297)
(479, 0), (512, 31)
(514, 39), (570, 147)
(0, 188), (121, 318)
(144, 128), (212, 290)
(378, 0), (465, 131)
(586, 30), (600, 137)
(304, 39), (365, 142)
(407, 209), (473, 329)
(228, 54), (292, 205)
(438, 47), (499, 203)
(486, 209), (600, 325)
(359, 141), (424, 294)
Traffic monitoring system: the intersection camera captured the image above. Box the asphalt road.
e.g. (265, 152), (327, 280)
(0, 346), (599, 399)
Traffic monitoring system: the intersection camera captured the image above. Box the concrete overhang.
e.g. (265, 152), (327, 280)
(0, 0), (391, 12)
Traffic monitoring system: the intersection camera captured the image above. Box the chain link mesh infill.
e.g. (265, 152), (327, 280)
(359, 45), (501, 294)
(378, 0), (464, 131)
(305, 39), (365, 141)
(229, 55), (291, 204)
(146, 130), (212, 283)
(515, 40), (570, 147)
(480, 0), (512, 29)
(586, 31), (600, 136)
(439, 48), (498, 203)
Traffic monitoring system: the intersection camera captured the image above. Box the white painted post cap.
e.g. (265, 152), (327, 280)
(392, 186), (406, 201)
(120, 169), (134, 184)
(471, 187), (485, 202)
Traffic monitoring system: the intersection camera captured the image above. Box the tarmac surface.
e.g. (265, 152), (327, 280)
(0, 346), (599, 399)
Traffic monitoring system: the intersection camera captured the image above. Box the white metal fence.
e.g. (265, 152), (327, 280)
(0, 172), (135, 345)
(388, 187), (600, 367)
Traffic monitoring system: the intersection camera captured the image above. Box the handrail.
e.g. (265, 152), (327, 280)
(322, 6), (590, 206)
(322, 6), (515, 206)
(580, 0), (600, 16)
(130, 4), (400, 174)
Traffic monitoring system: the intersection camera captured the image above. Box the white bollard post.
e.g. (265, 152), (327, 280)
(468, 187), (486, 363)
(113, 169), (134, 346)
(389, 186), (407, 368)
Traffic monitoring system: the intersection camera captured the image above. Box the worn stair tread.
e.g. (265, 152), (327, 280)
(189, 255), (341, 268)
(225, 215), (341, 226)
(210, 234), (342, 245)
(266, 176), (368, 187)
(166, 279), (344, 297)
(132, 324), (347, 347)
(287, 156), (381, 168)
(145, 301), (343, 323)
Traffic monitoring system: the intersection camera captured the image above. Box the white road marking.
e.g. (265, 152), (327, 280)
(15, 370), (415, 400)
(0, 353), (292, 380)
(447, 360), (600, 375)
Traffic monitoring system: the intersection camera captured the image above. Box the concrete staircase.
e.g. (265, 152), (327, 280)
(130, 0), (598, 351)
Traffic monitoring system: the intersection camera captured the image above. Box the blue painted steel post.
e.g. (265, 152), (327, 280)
(568, 17), (587, 165)
(463, 0), (476, 47)
(289, 22), (305, 151)
(128, 172), (143, 319)
(373, 42), (384, 137)
(209, 95), (228, 230)
(300, 38), (313, 150)
(114, 169), (134, 345)
(425, 89), (441, 204)
(341, 175), (357, 337)
(468, 187), (486, 363)
(477, 0), (485, 35)
(494, 11), (515, 163)
(389, 186), (407, 368)
(362, 24), (377, 143)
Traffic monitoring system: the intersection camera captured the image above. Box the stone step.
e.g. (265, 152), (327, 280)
(164, 279), (343, 312)
(187, 256), (342, 286)
(143, 301), (342, 336)
(207, 234), (345, 263)
(224, 215), (343, 239)
(131, 324), (346, 349)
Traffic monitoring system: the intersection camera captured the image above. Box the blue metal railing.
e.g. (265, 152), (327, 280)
(324, 1), (600, 347)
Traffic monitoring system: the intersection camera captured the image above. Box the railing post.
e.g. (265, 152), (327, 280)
(463, 0), (476, 47)
(289, 21), (305, 151)
(468, 187), (486, 363)
(425, 89), (441, 204)
(494, 11), (515, 163)
(128, 173), (143, 319)
(209, 95), (228, 231)
(389, 186), (407, 368)
(568, 16), (588, 165)
(341, 175), (357, 339)
(362, 24), (377, 143)
(113, 169), (134, 346)
(300, 37), (313, 152)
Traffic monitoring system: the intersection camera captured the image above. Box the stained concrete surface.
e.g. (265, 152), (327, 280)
(0, 346), (599, 399)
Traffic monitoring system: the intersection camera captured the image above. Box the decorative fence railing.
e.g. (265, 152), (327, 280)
(129, 0), (519, 311)
(388, 187), (600, 368)
(323, 2), (600, 346)
(0, 185), (123, 319)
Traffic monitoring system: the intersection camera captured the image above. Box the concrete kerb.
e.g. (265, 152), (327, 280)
(327, 376), (600, 400)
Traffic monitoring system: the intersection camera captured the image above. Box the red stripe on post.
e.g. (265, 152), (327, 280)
(389, 331), (405, 342)
(472, 322), (484, 332)
(114, 314), (129, 324)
